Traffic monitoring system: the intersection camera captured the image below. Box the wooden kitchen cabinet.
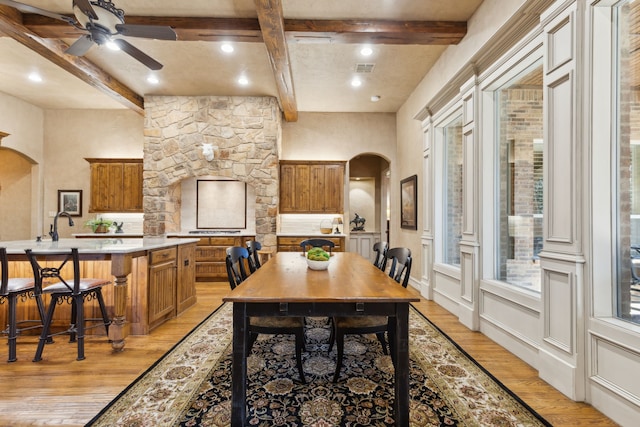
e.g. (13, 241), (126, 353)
(148, 247), (177, 330)
(86, 158), (143, 213)
(176, 242), (197, 313)
(195, 235), (254, 282)
(277, 235), (345, 252)
(280, 161), (345, 213)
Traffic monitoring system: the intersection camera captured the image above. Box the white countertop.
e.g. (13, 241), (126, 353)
(168, 231), (256, 237)
(73, 232), (143, 237)
(0, 237), (199, 255)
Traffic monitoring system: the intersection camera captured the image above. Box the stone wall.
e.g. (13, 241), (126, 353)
(143, 96), (281, 248)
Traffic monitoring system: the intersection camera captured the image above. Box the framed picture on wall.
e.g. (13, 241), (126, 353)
(58, 190), (82, 217)
(400, 175), (417, 230)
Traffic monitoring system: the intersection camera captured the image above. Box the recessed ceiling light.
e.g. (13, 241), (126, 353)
(360, 46), (373, 56)
(371, 95), (381, 102)
(106, 40), (120, 51)
(238, 76), (249, 86)
(221, 43), (234, 53)
(28, 72), (42, 83)
(351, 77), (362, 87)
(147, 75), (159, 84)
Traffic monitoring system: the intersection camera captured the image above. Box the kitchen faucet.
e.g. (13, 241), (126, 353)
(49, 211), (74, 242)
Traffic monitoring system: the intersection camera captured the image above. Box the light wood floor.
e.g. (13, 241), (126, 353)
(0, 282), (617, 426)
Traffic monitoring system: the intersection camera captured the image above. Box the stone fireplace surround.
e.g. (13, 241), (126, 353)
(143, 96), (281, 249)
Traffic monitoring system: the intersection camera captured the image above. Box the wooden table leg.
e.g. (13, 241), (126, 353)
(393, 303), (410, 426)
(108, 254), (132, 351)
(231, 302), (249, 426)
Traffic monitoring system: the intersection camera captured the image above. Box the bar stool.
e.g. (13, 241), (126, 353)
(0, 247), (46, 362)
(25, 248), (112, 361)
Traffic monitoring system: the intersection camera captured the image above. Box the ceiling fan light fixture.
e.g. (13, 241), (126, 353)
(105, 40), (120, 50)
(73, 0), (125, 35)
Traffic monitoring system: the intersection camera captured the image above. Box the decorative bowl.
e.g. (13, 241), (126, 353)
(306, 258), (330, 270)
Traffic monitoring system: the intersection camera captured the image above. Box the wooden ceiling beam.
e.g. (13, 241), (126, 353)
(285, 19), (466, 44)
(255, 0), (297, 122)
(22, 14), (467, 45)
(0, 6), (144, 114)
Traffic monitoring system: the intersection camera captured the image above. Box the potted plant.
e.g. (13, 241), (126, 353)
(85, 218), (114, 233)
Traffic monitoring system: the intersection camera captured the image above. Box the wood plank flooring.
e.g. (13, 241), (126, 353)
(0, 282), (617, 426)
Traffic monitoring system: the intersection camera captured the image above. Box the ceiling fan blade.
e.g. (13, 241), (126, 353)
(65, 35), (94, 56)
(0, 0), (76, 24)
(113, 39), (163, 70)
(72, 0), (98, 20)
(115, 24), (177, 41)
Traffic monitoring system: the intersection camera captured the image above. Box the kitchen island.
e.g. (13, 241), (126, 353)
(1, 237), (199, 350)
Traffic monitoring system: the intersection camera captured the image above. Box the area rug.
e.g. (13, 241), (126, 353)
(86, 303), (551, 426)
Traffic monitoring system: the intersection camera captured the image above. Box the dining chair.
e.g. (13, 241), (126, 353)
(372, 241), (389, 271)
(226, 246), (307, 383)
(329, 247), (412, 383)
(245, 240), (262, 273)
(25, 248), (112, 362)
(1, 247), (46, 362)
(300, 238), (335, 255)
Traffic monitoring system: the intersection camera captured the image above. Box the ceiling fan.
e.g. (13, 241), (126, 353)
(0, 0), (177, 70)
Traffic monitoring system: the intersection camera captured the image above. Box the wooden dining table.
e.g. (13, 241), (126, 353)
(223, 251), (420, 426)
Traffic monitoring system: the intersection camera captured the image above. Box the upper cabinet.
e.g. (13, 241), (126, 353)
(86, 158), (143, 213)
(280, 161), (345, 213)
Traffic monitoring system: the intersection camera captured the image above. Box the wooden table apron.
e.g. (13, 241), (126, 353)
(223, 252), (419, 427)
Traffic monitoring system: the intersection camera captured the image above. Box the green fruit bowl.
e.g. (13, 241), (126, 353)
(306, 258), (330, 270)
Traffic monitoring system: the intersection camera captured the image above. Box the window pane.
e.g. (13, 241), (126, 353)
(616, 1), (640, 324)
(444, 115), (463, 266)
(496, 62), (544, 291)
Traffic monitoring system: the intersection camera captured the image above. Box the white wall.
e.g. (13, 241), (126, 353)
(41, 109), (143, 238)
(0, 92), (44, 238)
(281, 112), (396, 162)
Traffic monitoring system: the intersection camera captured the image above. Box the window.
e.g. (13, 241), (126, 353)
(444, 115), (463, 266)
(496, 62), (544, 291)
(615, 0), (640, 324)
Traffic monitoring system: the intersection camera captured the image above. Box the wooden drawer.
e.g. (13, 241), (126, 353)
(277, 236), (344, 252)
(196, 246), (228, 262)
(149, 247), (177, 265)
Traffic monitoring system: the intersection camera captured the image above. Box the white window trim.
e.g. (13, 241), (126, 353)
(432, 100), (463, 273)
(478, 36), (545, 293)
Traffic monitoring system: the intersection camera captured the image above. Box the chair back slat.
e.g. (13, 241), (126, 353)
(386, 247), (412, 288)
(245, 240), (262, 273)
(372, 241), (388, 271)
(25, 248), (81, 294)
(226, 246), (250, 290)
(0, 247), (8, 295)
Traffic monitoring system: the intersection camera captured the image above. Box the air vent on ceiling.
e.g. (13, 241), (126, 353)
(355, 63), (375, 73)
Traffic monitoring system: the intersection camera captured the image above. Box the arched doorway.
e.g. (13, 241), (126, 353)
(347, 154), (390, 260)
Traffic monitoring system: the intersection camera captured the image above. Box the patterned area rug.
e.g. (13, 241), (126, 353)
(87, 303), (551, 426)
